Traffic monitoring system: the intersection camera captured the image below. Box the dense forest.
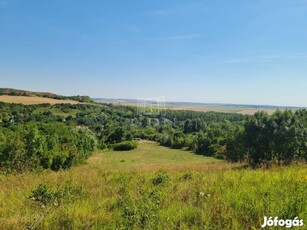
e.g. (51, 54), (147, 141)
(0, 101), (306, 173)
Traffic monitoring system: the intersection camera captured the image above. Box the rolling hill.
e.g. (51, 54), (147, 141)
(0, 88), (93, 105)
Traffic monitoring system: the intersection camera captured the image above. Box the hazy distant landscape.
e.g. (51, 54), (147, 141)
(94, 98), (304, 115)
(0, 93), (304, 115)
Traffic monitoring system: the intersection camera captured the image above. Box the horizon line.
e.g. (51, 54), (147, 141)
(93, 97), (307, 109)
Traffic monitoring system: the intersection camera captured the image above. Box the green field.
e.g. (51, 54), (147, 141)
(96, 141), (222, 170)
(0, 141), (306, 229)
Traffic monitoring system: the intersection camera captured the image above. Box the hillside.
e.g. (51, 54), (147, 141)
(0, 95), (80, 105)
(1, 141), (306, 229)
(0, 88), (58, 98)
(0, 88), (93, 103)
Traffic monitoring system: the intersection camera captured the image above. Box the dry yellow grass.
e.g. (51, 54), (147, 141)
(105, 102), (278, 115)
(0, 95), (80, 105)
(169, 105), (278, 115)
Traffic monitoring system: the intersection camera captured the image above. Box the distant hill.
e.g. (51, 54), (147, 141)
(0, 88), (58, 97)
(0, 95), (82, 105)
(1, 89), (304, 114)
(94, 98), (306, 115)
(0, 88), (93, 103)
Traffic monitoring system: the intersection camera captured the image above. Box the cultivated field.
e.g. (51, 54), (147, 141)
(0, 95), (80, 105)
(168, 105), (279, 115)
(0, 141), (306, 229)
(94, 99), (295, 115)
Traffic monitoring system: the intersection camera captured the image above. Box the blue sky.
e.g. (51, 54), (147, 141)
(1, 0), (307, 106)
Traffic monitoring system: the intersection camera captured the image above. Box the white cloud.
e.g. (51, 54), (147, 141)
(152, 9), (172, 16)
(150, 4), (210, 16)
(125, 26), (139, 32)
(151, 34), (204, 41)
(213, 53), (307, 65)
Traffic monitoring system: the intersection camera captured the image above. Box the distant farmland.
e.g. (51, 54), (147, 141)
(94, 98), (303, 115)
(1, 94), (303, 114)
(0, 95), (80, 105)
(168, 105), (280, 115)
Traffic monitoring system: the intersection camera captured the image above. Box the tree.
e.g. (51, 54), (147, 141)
(25, 125), (47, 160)
(294, 110), (307, 161)
(244, 112), (273, 166)
(107, 126), (132, 144)
(194, 132), (213, 156)
(271, 110), (298, 164)
(226, 127), (246, 162)
(0, 131), (26, 172)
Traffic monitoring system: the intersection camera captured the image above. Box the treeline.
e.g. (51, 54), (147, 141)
(44, 95), (93, 103)
(229, 110), (307, 166)
(142, 110), (307, 166)
(0, 88), (93, 103)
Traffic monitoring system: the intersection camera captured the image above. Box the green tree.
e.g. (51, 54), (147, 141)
(244, 112), (273, 166)
(0, 132), (26, 172)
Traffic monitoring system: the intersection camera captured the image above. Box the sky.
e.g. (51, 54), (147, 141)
(1, 0), (307, 107)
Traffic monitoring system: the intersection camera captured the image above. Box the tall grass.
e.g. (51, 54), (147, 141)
(0, 143), (306, 229)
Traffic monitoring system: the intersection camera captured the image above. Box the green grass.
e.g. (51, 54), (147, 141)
(97, 141), (221, 170)
(0, 142), (306, 229)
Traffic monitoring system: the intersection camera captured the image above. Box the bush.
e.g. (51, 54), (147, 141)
(0, 123), (97, 172)
(29, 183), (56, 206)
(180, 172), (193, 181)
(152, 171), (169, 186)
(113, 141), (138, 151)
(29, 181), (82, 206)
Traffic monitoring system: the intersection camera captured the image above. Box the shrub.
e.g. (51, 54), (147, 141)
(0, 123), (97, 172)
(29, 183), (55, 206)
(113, 141), (138, 151)
(180, 172), (193, 181)
(152, 171), (169, 186)
(29, 181), (82, 206)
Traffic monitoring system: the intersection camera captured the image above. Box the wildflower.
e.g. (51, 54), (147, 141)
(199, 192), (205, 197)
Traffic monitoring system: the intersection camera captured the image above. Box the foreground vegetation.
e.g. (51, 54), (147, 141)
(0, 142), (306, 229)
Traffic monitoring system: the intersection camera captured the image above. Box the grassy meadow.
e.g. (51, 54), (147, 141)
(0, 141), (306, 229)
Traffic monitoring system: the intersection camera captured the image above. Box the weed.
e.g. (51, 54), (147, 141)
(152, 171), (169, 186)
